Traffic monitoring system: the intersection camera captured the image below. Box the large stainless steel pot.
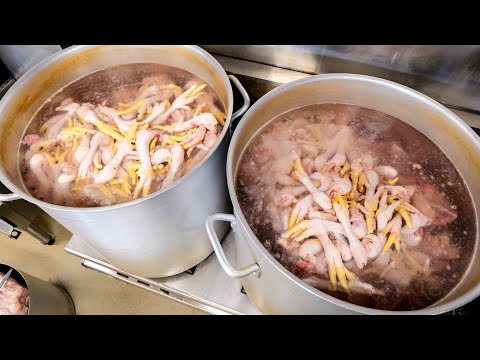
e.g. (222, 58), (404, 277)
(0, 45), (249, 278)
(206, 73), (480, 314)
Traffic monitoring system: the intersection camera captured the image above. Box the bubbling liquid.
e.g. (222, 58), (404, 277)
(235, 104), (477, 311)
(19, 63), (226, 207)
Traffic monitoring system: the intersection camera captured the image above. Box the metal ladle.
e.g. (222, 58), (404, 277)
(0, 268), (12, 291)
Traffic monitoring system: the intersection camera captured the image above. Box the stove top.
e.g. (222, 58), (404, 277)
(66, 230), (261, 314)
(54, 49), (480, 314)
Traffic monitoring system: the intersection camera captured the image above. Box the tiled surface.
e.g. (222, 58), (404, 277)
(0, 204), (206, 315)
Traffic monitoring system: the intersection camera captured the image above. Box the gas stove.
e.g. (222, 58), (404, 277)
(66, 230), (261, 314)
(3, 46), (479, 314)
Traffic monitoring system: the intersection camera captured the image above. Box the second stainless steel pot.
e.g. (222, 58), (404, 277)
(0, 45), (249, 278)
(207, 73), (480, 314)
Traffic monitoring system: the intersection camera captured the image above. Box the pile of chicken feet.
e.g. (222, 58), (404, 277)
(274, 126), (436, 296)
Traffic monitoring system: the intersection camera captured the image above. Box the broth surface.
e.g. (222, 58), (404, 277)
(19, 63), (225, 207)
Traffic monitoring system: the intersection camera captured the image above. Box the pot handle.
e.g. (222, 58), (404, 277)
(206, 213), (261, 279)
(228, 75), (250, 122)
(0, 192), (21, 201)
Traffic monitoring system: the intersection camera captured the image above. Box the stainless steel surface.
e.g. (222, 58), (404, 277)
(206, 213), (261, 278)
(0, 45), (250, 278)
(202, 45), (480, 117)
(212, 54), (480, 130)
(65, 230), (262, 315)
(0, 268), (12, 291)
(205, 45), (480, 79)
(0, 218), (14, 238)
(219, 73), (480, 314)
(213, 54), (310, 83)
(0, 45), (62, 79)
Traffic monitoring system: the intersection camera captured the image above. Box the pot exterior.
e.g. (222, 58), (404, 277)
(234, 211), (357, 314)
(46, 138), (231, 277)
(22, 272), (75, 315)
(226, 74), (480, 314)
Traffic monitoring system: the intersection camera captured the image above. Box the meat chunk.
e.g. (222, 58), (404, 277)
(417, 234), (460, 260)
(22, 134), (40, 146)
(411, 184), (458, 226)
(0, 273), (30, 315)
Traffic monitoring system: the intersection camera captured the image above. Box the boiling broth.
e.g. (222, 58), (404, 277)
(235, 104), (477, 311)
(18, 63), (226, 207)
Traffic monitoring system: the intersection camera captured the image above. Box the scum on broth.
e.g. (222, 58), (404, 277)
(235, 103), (477, 311)
(18, 63), (226, 207)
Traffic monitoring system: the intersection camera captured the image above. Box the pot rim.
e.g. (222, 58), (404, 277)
(227, 72), (480, 314)
(0, 45), (234, 213)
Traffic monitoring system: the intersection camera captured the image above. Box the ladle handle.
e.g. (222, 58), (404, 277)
(0, 192), (21, 202)
(229, 75), (250, 122)
(206, 213), (261, 279)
